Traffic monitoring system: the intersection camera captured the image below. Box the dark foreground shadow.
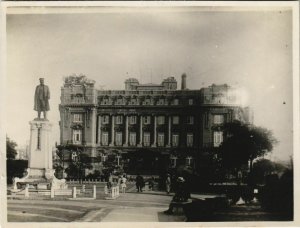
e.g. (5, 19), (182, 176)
(157, 211), (186, 222)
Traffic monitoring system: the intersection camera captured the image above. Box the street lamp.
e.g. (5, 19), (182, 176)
(116, 154), (121, 166)
(170, 155), (177, 168)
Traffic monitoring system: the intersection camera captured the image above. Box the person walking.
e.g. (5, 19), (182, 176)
(121, 175), (127, 193)
(136, 174), (144, 192)
(107, 173), (113, 191)
(166, 174), (171, 194)
(148, 177), (155, 191)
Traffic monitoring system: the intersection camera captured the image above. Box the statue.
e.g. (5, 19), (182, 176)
(34, 78), (50, 120)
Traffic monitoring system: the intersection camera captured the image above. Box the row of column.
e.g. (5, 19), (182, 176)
(97, 115), (173, 147)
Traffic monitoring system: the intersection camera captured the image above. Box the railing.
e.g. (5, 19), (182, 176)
(66, 179), (104, 184)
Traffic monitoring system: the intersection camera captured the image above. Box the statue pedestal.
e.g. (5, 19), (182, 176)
(12, 119), (67, 190)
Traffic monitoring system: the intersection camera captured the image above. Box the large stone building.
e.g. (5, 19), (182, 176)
(59, 74), (252, 175)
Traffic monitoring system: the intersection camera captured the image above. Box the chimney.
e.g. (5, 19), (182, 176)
(181, 73), (187, 90)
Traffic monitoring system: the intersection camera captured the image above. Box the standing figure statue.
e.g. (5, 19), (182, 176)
(34, 78), (50, 120)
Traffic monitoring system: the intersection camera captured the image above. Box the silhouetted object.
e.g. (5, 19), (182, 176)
(241, 185), (254, 204)
(34, 78), (50, 119)
(164, 177), (191, 215)
(183, 197), (228, 221)
(260, 170), (293, 220)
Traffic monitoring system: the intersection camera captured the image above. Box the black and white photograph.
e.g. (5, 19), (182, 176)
(1, 1), (299, 226)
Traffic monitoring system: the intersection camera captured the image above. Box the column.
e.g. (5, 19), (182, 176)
(167, 116), (171, 147)
(138, 115), (143, 147)
(109, 115), (115, 146)
(124, 115), (129, 146)
(97, 115), (101, 145)
(91, 107), (97, 146)
(151, 115), (157, 147)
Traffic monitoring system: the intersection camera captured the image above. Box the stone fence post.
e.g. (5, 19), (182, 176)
(93, 185), (96, 199)
(116, 185), (119, 196)
(72, 187), (77, 198)
(25, 184), (29, 198)
(50, 185), (54, 198)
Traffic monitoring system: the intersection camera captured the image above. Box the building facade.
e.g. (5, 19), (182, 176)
(59, 74), (252, 175)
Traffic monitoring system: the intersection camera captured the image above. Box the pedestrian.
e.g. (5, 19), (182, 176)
(121, 175), (127, 193)
(136, 174), (144, 192)
(166, 174), (171, 194)
(107, 173), (113, 191)
(117, 175), (122, 186)
(148, 177), (155, 191)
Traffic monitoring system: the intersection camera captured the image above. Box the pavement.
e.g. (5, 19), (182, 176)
(7, 184), (186, 222)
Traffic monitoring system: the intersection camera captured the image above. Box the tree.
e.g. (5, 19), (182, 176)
(252, 158), (286, 184)
(218, 121), (277, 176)
(6, 136), (28, 184)
(6, 136), (17, 160)
(56, 144), (93, 180)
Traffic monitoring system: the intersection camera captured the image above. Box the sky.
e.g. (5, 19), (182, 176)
(5, 7), (294, 161)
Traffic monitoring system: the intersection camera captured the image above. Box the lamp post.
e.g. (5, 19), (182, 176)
(116, 154), (121, 166)
(170, 155), (177, 168)
(186, 156), (192, 166)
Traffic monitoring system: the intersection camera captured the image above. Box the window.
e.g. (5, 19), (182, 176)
(188, 99), (194, 105)
(214, 131), (223, 147)
(187, 116), (194, 124)
(115, 132), (122, 146)
(172, 134), (179, 147)
(129, 98), (138, 105)
(157, 116), (165, 125)
(172, 99), (179, 105)
(158, 133), (165, 147)
(130, 116), (137, 124)
(204, 95), (212, 103)
(116, 98), (124, 105)
(170, 156), (177, 167)
(73, 114), (83, 123)
(144, 116), (151, 125)
(187, 133), (193, 147)
(144, 132), (150, 146)
(157, 99), (165, 105)
(115, 115), (123, 124)
(73, 130), (82, 145)
(102, 132), (109, 146)
(172, 116), (179, 125)
(214, 115), (224, 124)
(103, 98), (110, 105)
(102, 115), (109, 124)
(144, 98), (151, 105)
(129, 132), (136, 146)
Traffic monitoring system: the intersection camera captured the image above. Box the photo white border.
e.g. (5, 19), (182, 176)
(0, 1), (299, 227)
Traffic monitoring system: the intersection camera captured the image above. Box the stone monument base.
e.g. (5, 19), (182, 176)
(12, 168), (67, 191)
